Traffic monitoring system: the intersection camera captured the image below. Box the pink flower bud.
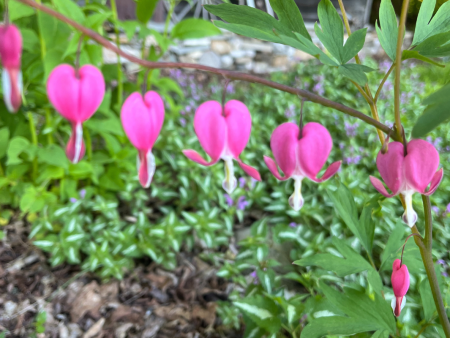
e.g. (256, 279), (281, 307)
(47, 64), (105, 163)
(0, 24), (23, 113)
(370, 140), (443, 227)
(264, 122), (341, 211)
(391, 259), (410, 317)
(183, 100), (261, 194)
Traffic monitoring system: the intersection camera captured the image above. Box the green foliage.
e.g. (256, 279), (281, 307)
(171, 19), (222, 40)
(376, 0), (399, 61)
(136, 0), (159, 24)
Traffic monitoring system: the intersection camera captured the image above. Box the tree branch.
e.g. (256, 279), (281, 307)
(17, 0), (397, 139)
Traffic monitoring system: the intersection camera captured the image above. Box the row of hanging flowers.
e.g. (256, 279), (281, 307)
(0, 22), (442, 318)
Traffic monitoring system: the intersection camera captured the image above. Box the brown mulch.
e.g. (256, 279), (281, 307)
(0, 221), (243, 338)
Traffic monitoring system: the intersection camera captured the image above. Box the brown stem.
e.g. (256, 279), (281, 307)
(16, 0), (398, 139)
(298, 98), (305, 139)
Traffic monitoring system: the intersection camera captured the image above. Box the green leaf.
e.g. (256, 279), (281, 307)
(233, 296), (281, 334)
(293, 237), (372, 277)
(21, 29), (40, 53)
(0, 127), (10, 159)
(342, 28), (367, 64)
(367, 269), (383, 295)
(43, 49), (64, 82)
(86, 12), (112, 31)
(268, 0), (310, 40)
(419, 278), (435, 321)
(205, 3), (295, 43)
(7, 136), (30, 165)
(38, 12), (58, 52)
(9, 1), (35, 21)
(136, 0), (159, 24)
(290, 33), (339, 66)
(371, 330), (390, 338)
(315, 0), (344, 63)
(375, 0), (398, 61)
(37, 145), (69, 169)
(338, 64), (374, 86)
(172, 18), (221, 40)
(413, 31), (450, 58)
(302, 282), (395, 337)
(412, 0), (450, 46)
(53, 0), (85, 24)
(412, 83), (450, 137)
(402, 50), (445, 67)
(328, 184), (375, 255)
(380, 221), (405, 271)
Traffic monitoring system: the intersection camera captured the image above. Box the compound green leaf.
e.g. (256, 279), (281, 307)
(413, 0), (450, 46)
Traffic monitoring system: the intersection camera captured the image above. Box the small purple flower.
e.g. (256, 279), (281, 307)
(289, 222), (297, 228)
(70, 197), (78, 203)
(432, 206), (440, 215)
(79, 189), (86, 199)
(239, 177), (246, 188)
(446, 203), (450, 214)
(250, 270), (259, 284)
(179, 117), (186, 127)
(443, 271), (449, 278)
(250, 178), (258, 189)
(344, 121), (359, 137)
(224, 194), (233, 207)
(226, 83), (235, 94)
(237, 196), (249, 210)
(437, 259), (447, 265)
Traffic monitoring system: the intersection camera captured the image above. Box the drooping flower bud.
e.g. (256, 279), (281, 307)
(47, 64), (105, 163)
(121, 91), (165, 188)
(0, 24), (23, 113)
(264, 122), (341, 211)
(183, 100), (261, 194)
(391, 259), (410, 317)
(370, 140), (443, 227)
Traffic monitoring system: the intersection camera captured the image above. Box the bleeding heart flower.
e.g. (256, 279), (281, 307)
(47, 64), (105, 164)
(370, 139), (443, 227)
(121, 91), (164, 188)
(264, 122), (341, 211)
(183, 100), (261, 194)
(0, 24), (22, 113)
(391, 259), (410, 317)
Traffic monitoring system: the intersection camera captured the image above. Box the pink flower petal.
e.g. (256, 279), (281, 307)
(2, 68), (22, 113)
(263, 156), (291, 181)
(0, 24), (22, 68)
(405, 139), (440, 193)
(138, 149), (155, 188)
(224, 100), (252, 158)
(47, 64), (105, 123)
(269, 123), (298, 179)
(182, 149), (219, 166)
(309, 161), (342, 183)
(65, 122), (85, 164)
(423, 168), (444, 196)
(236, 159), (261, 181)
(376, 142), (404, 196)
(192, 101), (226, 164)
(297, 122), (333, 180)
(369, 176), (398, 197)
(121, 91), (165, 151)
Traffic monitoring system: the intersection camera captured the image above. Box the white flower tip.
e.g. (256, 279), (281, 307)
(289, 178), (304, 211)
(223, 177), (237, 194)
(391, 296), (406, 317)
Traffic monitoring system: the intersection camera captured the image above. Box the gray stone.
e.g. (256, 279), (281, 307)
(241, 41), (273, 53)
(183, 38), (211, 47)
(198, 51), (222, 68)
(230, 50), (256, 58)
(169, 45), (209, 56)
(253, 62), (270, 74)
(211, 40), (232, 55)
(220, 55), (234, 69)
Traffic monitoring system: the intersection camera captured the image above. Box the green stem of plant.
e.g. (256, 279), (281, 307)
(45, 108), (54, 144)
(394, 0), (409, 142)
(27, 112), (38, 180)
(417, 195), (450, 337)
(337, 0), (385, 145)
(164, 0), (175, 38)
(84, 128), (92, 161)
(374, 63), (395, 103)
(110, 0), (123, 108)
